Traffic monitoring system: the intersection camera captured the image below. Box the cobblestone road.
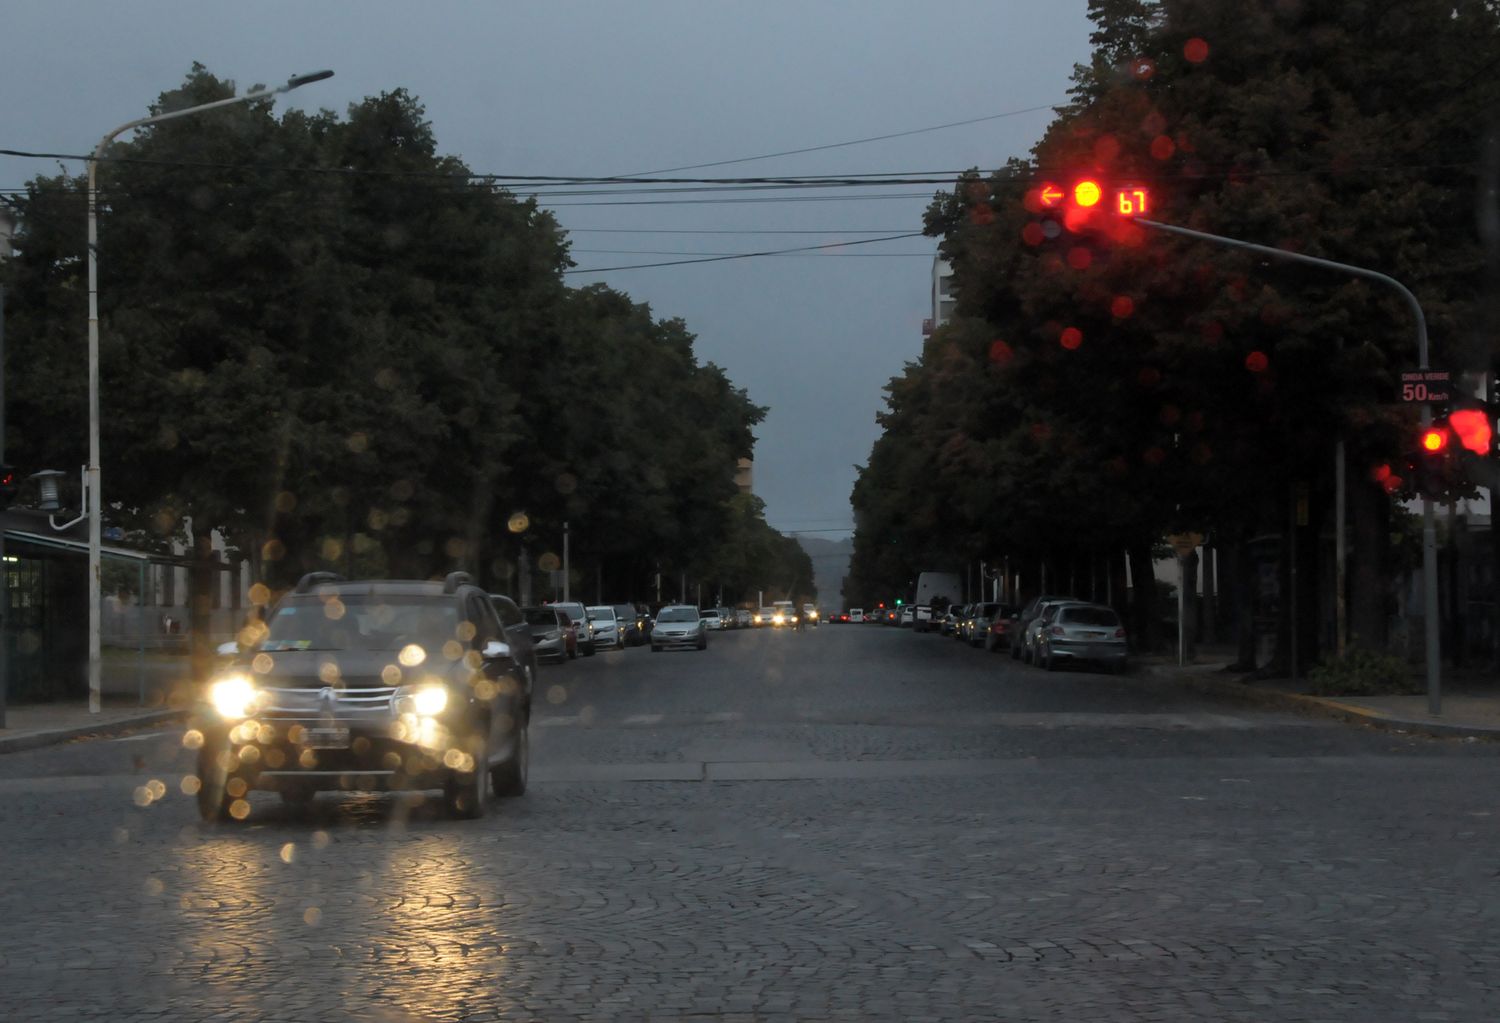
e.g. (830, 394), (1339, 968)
(4, 625), (1500, 1021)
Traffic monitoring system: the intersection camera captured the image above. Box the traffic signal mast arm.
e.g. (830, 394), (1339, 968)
(1122, 214), (1440, 715)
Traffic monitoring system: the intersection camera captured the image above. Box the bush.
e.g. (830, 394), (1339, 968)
(1307, 648), (1420, 696)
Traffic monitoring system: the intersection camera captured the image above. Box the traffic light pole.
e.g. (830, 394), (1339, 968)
(1134, 218), (1441, 713)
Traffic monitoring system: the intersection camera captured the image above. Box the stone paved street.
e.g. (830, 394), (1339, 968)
(4, 624), (1500, 1021)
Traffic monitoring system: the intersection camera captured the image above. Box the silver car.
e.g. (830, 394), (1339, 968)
(1022, 600), (1086, 664)
(1036, 603), (1128, 673)
(586, 605), (623, 649)
(651, 605), (707, 651)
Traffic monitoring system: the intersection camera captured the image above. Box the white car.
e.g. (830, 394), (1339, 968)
(701, 608), (725, 630)
(586, 605), (623, 649)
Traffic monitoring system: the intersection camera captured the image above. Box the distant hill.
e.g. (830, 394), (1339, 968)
(796, 535), (853, 608)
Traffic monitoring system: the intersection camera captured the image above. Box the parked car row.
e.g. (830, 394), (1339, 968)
(911, 595), (1130, 673)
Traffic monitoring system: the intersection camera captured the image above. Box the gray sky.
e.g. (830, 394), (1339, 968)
(1, 0), (1093, 539)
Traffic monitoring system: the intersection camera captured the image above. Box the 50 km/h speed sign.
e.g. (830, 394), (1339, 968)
(1400, 369), (1451, 404)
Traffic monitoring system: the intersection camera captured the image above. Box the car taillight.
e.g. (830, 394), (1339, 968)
(1049, 625), (1064, 636)
(1113, 627), (1126, 639)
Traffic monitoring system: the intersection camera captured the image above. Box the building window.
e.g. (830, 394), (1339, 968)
(938, 276), (953, 297)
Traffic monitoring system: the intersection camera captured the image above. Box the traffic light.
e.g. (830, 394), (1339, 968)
(1410, 423), (1454, 498)
(1449, 408), (1494, 456)
(0, 465), (16, 509)
(895, 598), (903, 606)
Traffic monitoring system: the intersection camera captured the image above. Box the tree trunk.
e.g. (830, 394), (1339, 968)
(1226, 534), (1258, 671)
(189, 529), (215, 692)
(1126, 544), (1158, 652)
(1349, 474), (1389, 651)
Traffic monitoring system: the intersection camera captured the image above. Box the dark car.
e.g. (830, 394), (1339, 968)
(522, 605), (575, 662)
(984, 604), (1022, 653)
(614, 603), (648, 646)
(193, 571), (534, 822)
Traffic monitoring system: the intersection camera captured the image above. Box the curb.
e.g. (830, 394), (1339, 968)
(1138, 664), (1500, 741)
(0, 708), (185, 755)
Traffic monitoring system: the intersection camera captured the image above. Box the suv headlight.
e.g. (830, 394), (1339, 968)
(395, 683), (449, 717)
(208, 674), (257, 720)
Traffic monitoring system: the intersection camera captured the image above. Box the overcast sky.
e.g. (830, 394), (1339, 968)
(1, 0), (1093, 539)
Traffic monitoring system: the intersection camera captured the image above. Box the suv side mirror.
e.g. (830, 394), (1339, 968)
(481, 640), (511, 660)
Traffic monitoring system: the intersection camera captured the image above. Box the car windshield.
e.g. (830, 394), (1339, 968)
(656, 607), (699, 623)
(586, 607), (614, 620)
(259, 595), (461, 652)
(701, 610), (720, 618)
(523, 609), (559, 627)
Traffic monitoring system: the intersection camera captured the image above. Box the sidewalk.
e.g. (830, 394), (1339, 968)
(0, 699), (184, 754)
(1138, 646), (1500, 741)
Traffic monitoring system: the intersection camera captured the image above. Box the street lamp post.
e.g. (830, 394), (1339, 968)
(84, 70), (332, 713)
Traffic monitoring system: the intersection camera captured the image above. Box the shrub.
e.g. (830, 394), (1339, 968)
(1307, 648), (1420, 696)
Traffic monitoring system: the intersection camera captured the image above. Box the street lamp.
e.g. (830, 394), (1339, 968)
(84, 69), (333, 712)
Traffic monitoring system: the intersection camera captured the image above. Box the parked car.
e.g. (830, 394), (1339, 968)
(550, 601), (595, 657)
(984, 605), (1022, 653)
(848, 607), (864, 624)
(614, 603), (648, 646)
(586, 605), (624, 649)
(701, 608), (725, 631)
(939, 603), (965, 636)
(1035, 603), (1128, 673)
(962, 602), (1013, 646)
(735, 608), (753, 628)
(523, 605), (575, 662)
(195, 571), (532, 821)
(1010, 594), (1079, 659)
(651, 604), (708, 651)
(899, 606), (915, 627)
(1020, 600), (1085, 664)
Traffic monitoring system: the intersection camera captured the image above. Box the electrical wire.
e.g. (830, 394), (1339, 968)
(564, 232), (925, 274)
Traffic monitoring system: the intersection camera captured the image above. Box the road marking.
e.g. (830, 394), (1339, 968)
(112, 731), (169, 743)
(535, 716), (580, 728)
(623, 714), (664, 725)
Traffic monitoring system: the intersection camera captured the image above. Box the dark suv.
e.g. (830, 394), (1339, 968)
(194, 572), (534, 822)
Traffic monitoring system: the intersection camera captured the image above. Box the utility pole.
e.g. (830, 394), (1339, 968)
(0, 280), (7, 728)
(562, 522), (570, 602)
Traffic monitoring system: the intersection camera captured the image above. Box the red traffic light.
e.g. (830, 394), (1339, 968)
(1073, 180), (1102, 208)
(1420, 426), (1449, 453)
(1449, 409), (1493, 455)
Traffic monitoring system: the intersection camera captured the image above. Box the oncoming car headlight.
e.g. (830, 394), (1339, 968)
(208, 675), (257, 720)
(413, 685), (448, 716)
(396, 683), (449, 717)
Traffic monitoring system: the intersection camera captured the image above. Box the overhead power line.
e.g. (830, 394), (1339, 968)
(564, 231), (925, 274)
(622, 103), (1063, 175)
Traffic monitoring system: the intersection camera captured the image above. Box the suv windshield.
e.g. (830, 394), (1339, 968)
(260, 595), (460, 652)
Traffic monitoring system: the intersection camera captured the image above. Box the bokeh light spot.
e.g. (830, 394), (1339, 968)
(1067, 246), (1093, 270)
(280, 843), (296, 864)
(1245, 351), (1270, 373)
(538, 552), (561, 573)
(1059, 327), (1084, 350)
(507, 512), (530, 534)
(1021, 222), (1046, 246)
(274, 491), (297, 513)
(229, 799), (251, 820)
(546, 684), (568, 705)
(398, 644), (426, 667)
(303, 907), (322, 926)
(1111, 295), (1135, 319)
(988, 340), (1014, 366)
(1150, 134), (1176, 161)
(248, 583), (270, 606)
(1184, 37), (1210, 63)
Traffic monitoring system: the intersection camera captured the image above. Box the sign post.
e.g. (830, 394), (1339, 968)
(1167, 533), (1204, 666)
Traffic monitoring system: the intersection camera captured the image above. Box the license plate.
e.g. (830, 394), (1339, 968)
(306, 727), (350, 749)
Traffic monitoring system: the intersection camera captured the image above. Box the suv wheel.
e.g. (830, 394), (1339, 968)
(491, 713), (528, 798)
(444, 729), (489, 819)
(195, 739), (238, 823)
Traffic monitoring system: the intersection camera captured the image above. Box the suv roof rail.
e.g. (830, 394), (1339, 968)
(443, 571), (474, 594)
(294, 571), (345, 593)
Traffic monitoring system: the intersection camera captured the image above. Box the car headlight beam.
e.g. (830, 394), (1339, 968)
(412, 685), (448, 717)
(208, 675), (257, 720)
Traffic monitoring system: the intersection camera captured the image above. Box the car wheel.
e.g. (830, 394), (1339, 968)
(444, 729), (488, 819)
(1010, 641), (1020, 660)
(491, 713), (528, 798)
(195, 742), (238, 822)
(697, 636), (707, 650)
